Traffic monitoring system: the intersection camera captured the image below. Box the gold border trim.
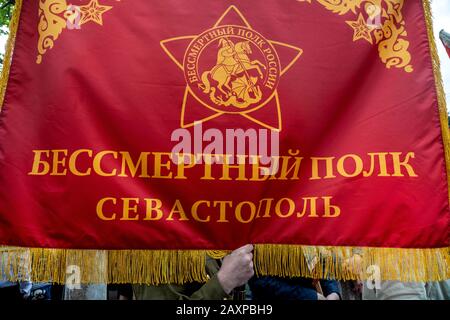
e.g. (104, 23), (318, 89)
(1, 245), (448, 284)
(423, 0), (450, 202)
(0, 0), (23, 110)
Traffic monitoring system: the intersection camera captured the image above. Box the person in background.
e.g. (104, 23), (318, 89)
(133, 244), (254, 300)
(344, 251), (450, 300)
(249, 276), (341, 300)
(339, 280), (362, 300)
(0, 249), (32, 300)
(248, 247), (341, 300)
(0, 281), (32, 300)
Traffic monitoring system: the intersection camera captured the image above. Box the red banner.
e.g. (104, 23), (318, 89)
(0, 0), (448, 282)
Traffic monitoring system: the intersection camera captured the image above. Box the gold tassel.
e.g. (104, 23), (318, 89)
(1, 245), (448, 284)
(423, 0), (450, 201)
(254, 245), (450, 282)
(0, 0), (22, 110)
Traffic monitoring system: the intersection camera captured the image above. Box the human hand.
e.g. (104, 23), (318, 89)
(217, 244), (254, 294)
(326, 293), (340, 300)
(317, 293), (327, 300)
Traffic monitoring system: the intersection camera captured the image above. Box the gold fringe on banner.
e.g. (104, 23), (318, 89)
(0, 247), (209, 284)
(423, 0), (450, 201)
(0, 0), (449, 286)
(0, 0), (22, 110)
(0, 246), (449, 284)
(254, 245), (450, 282)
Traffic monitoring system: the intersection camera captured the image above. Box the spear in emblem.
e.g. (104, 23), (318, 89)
(222, 37), (257, 98)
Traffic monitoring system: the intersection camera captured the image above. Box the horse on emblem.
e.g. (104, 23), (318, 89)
(200, 38), (266, 108)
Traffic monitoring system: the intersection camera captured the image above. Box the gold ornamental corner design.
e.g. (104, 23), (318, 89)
(297, 0), (413, 73)
(37, 0), (113, 64)
(36, 0), (412, 73)
(161, 6), (303, 131)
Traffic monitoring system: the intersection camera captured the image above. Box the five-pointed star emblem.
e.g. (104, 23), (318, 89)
(346, 13), (375, 44)
(80, 0), (113, 26)
(160, 6), (303, 131)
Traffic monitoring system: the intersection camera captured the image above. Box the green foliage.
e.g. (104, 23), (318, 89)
(0, 0), (14, 67)
(0, 1), (13, 34)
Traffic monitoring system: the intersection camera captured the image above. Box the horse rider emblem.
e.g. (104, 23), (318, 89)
(161, 6), (302, 130)
(200, 37), (266, 109)
(183, 25), (282, 114)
